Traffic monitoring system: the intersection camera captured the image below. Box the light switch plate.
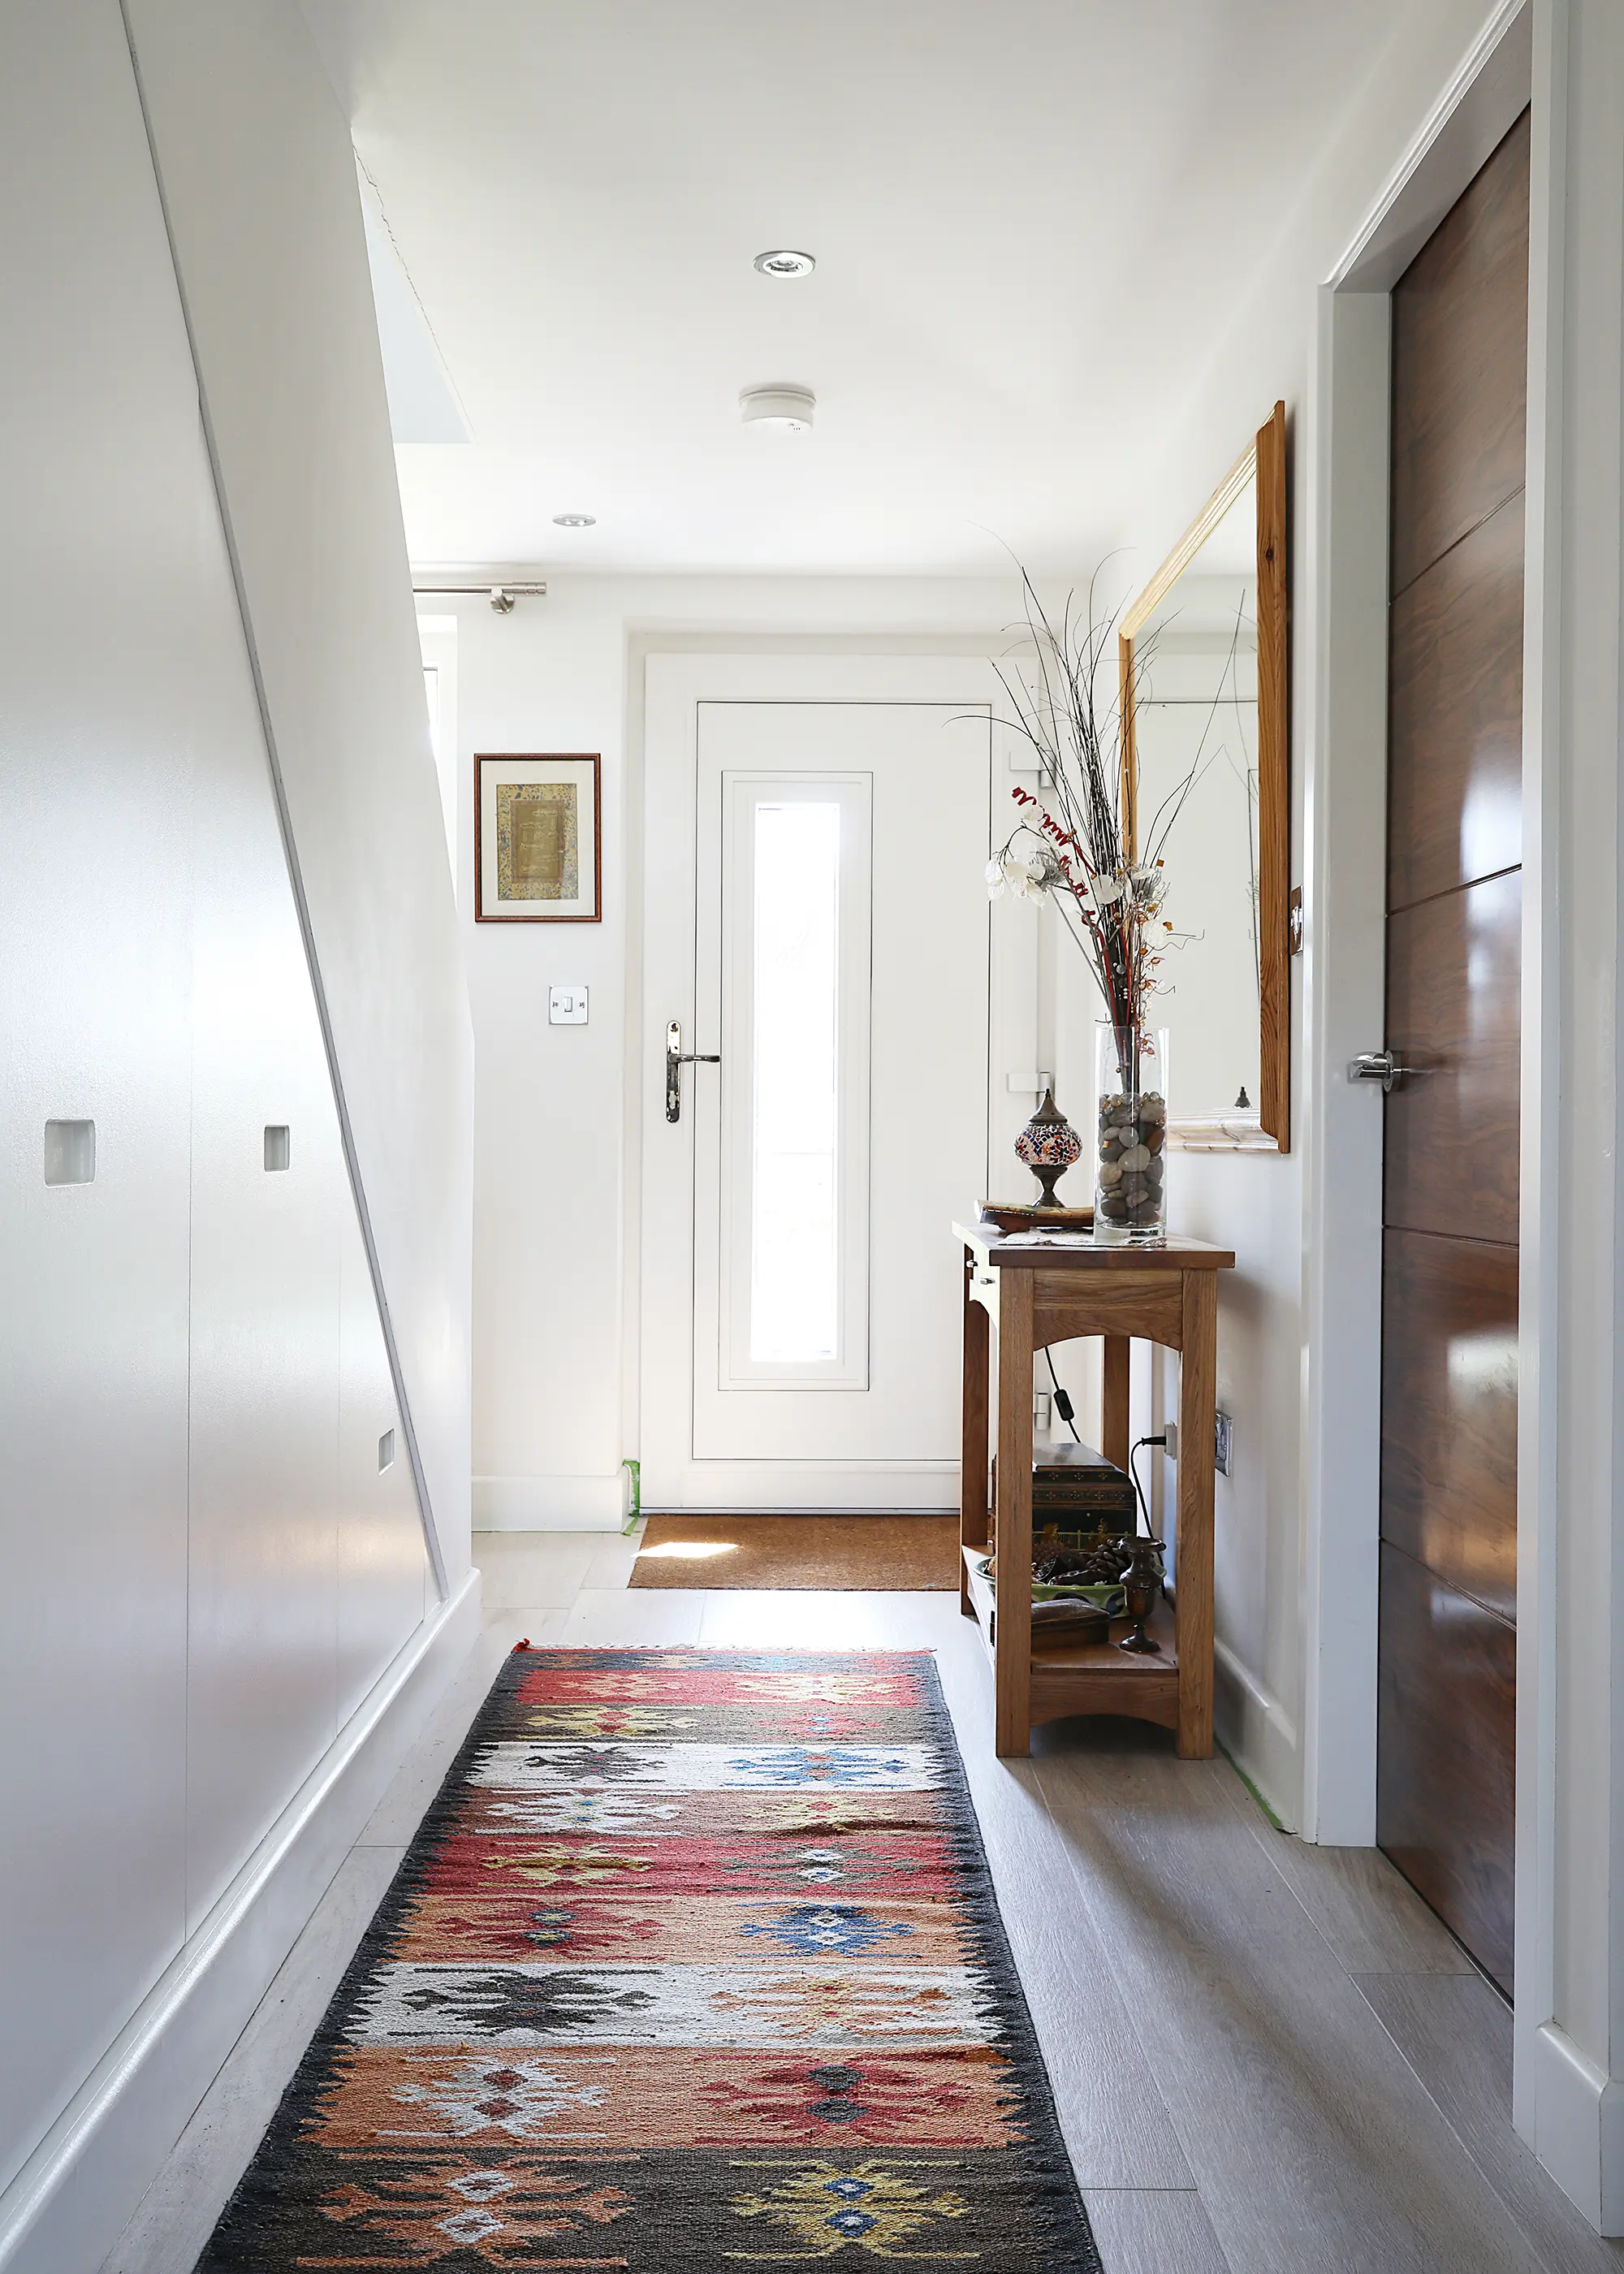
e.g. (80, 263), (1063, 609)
(549, 985), (589, 1025)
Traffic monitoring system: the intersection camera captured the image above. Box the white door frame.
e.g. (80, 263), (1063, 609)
(632, 649), (1042, 1511)
(1299, 0), (1597, 2210)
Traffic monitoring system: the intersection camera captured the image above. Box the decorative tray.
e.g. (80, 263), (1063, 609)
(967, 1551), (1125, 1622)
(978, 1201), (1094, 1233)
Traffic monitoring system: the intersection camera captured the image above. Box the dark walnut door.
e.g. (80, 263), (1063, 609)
(1376, 108), (1529, 1998)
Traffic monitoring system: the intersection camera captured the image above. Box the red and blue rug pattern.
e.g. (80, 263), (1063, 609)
(196, 1647), (1101, 2269)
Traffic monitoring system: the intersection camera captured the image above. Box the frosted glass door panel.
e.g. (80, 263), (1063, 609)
(751, 802), (839, 1363)
(719, 779), (871, 1387)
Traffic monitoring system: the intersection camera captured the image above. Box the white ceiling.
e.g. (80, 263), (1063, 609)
(300, 1), (1408, 575)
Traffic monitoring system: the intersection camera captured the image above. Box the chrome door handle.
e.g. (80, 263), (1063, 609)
(1348, 1050), (1418, 1094)
(665, 1018), (721, 1123)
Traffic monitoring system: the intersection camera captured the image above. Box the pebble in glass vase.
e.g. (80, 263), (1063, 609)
(1094, 1022), (1170, 1244)
(1014, 1087), (1082, 1207)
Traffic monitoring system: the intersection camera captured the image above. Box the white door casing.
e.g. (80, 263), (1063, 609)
(639, 653), (1042, 1511)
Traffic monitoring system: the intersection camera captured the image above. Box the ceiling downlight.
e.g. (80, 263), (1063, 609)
(753, 249), (816, 279)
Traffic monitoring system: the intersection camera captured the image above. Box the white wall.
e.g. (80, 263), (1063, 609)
(0, 4), (473, 2267)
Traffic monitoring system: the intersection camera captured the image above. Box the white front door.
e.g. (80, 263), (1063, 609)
(641, 655), (1027, 1511)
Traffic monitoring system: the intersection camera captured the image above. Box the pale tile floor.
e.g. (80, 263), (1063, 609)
(105, 1532), (1624, 2274)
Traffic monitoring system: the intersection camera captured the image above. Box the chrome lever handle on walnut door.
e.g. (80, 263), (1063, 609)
(1348, 1050), (1419, 1095)
(665, 1019), (722, 1123)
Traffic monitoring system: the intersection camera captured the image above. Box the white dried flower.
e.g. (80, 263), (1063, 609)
(988, 848), (1056, 902)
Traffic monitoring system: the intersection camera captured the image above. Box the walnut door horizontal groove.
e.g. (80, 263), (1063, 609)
(1389, 108), (1531, 599)
(1380, 1227), (1518, 1623)
(1383, 869), (1521, 1245)
(1387, 493), (1524, 913)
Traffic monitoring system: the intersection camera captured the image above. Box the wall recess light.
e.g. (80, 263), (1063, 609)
(552, 512), (596, 528)
(754, 249), (815, 278)
(740, 383), (815, 434)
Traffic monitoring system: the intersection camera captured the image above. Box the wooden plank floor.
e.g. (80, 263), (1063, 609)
(103, 1530), (1624, 2273)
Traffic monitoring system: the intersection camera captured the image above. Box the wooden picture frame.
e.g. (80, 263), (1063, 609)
(1118, 400), (1290, 1149)
(474, 753), (603, 923)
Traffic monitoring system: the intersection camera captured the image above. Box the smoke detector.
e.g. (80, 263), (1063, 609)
(740, 384), (815, 434)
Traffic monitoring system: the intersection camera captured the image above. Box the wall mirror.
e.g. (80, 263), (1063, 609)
(1120, 401), (1289, 1150)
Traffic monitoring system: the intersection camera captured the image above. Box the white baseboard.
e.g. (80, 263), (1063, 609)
(1531, 2019), (1624, 2234)
(1213, 1634), (1301, 1832)
(639, 1463), (958, 1512)
(0, 1571), (482, 2274)
(473, 1472), (631, 1531)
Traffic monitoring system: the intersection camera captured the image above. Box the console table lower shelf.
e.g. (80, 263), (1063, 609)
(956, 1218), (1233, 1757)
(961, 1546), (1179, 1734)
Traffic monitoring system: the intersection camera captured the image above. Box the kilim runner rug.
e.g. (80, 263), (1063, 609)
(195, 1647), (1101, 2271)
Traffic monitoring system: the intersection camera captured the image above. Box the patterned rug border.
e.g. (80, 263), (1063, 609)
(196, 1645), (1103, 2272)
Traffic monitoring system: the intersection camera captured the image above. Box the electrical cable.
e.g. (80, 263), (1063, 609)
(1041, 1346), (1081, 1441)
(1129, 1432), (1168, 1541)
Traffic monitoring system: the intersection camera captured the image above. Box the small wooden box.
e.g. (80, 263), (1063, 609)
(991, 1441), (1136, 1554)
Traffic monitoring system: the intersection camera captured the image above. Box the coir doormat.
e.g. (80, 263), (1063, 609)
(195, 1646), (1100, 2270)
(630, 1515), (961, 1591)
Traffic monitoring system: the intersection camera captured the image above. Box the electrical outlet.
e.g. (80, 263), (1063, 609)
(1214, 1410), (1233, 1476)
(1161, 1420), (1179, 1461)
(1033, 1390), (1052, 1437)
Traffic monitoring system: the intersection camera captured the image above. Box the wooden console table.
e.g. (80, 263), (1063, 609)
(955, 1221), (1234, 1758)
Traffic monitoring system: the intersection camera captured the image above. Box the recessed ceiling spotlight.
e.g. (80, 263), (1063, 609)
(754, 249), (815, 279)
(552, 512), (596, 528)
(740, 383), (815, 434)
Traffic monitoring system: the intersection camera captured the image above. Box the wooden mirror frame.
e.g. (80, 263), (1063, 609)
(1118, 400), (1290, 1150)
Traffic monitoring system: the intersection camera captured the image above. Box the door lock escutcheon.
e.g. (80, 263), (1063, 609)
(666, 1019), (721, 1123)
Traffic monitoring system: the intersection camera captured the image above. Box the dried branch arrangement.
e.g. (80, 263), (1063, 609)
(983, 570), (1201, 1076)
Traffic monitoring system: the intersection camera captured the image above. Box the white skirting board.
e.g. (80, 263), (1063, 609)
(1530, 2019), (1624, 2234)
(474, 1472), (633, 1531)
(0, 1571), (482, 2274)
(1213, 1635), (1301, 1833)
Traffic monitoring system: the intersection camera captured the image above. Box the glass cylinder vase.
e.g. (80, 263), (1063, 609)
(1093, 1022), (1170, 1245)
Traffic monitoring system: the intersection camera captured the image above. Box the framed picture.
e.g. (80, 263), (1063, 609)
(474, 753), (602, 923)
